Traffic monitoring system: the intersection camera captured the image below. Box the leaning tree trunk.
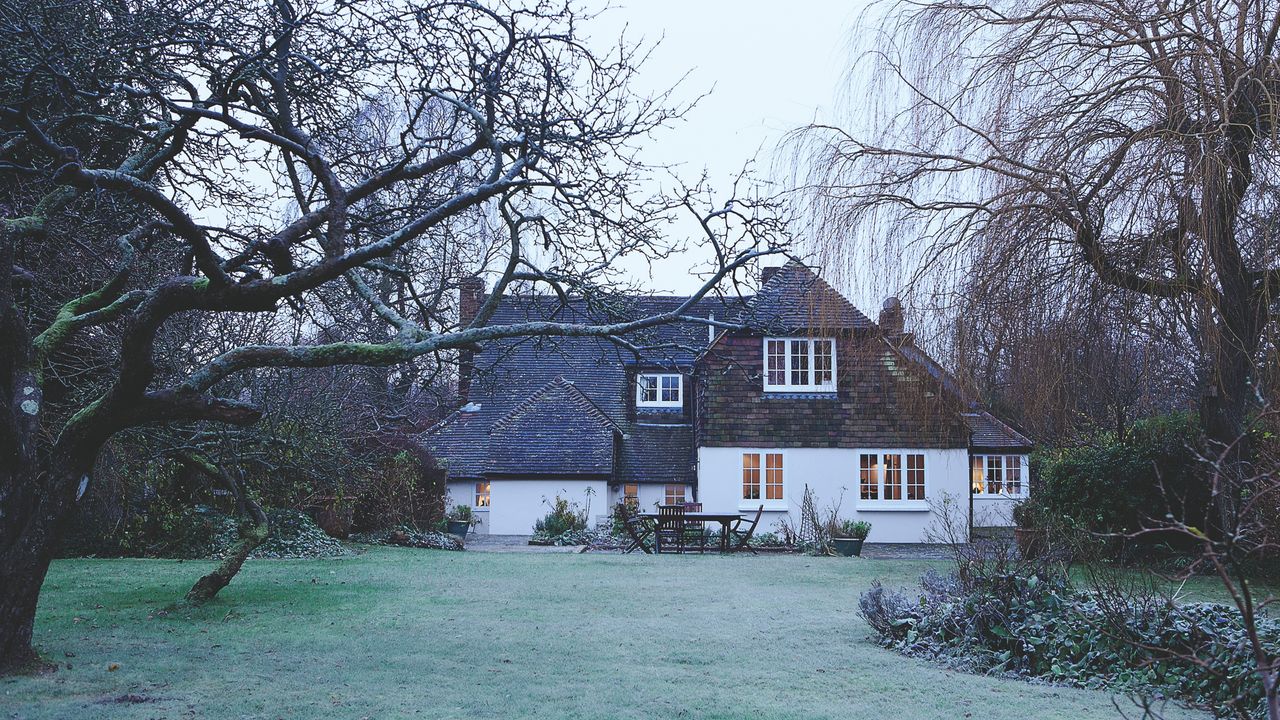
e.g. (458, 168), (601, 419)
(185, 504), (268, 605)
(177, 452), (269, 605)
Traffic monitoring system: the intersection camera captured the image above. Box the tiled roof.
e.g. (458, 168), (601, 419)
(737, 260), (873, 331)
(963, 411), (1034, 450)
(618, 423), (696, 485)
(486, 378), (619, 476)
(422, 293), (744, 480)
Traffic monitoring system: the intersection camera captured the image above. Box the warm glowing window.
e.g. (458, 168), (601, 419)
(860, 454), (878, 500)
(860, 453), (925, 503)
(763, 338), (836, 391)
(474, 481), (491, 507)
(623, 483), (639, 509)
(742, 452), (783, 503)
(664, 484), (686, 505)
(765, 453), (784, 500)
(971, 454), (1028, 496)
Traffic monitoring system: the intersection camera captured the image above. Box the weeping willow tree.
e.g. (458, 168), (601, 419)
(797, 0), (1280, 469)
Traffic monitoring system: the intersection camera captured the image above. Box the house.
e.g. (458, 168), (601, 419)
(422, 262), (1032, 542)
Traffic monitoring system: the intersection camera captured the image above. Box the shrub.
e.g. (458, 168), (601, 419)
(532, 496), (588, 538)
(837, 520), (872, 539)
(861, 567), (1280, 718)
(1035, 411), (1208, 541)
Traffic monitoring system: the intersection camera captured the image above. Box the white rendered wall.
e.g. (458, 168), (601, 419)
(468, 479), (609, 535)
(607, 483), (692, 512)
(696, 447), (1001, 543)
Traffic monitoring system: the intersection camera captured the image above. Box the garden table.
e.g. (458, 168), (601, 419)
(638, 511), (746, 553)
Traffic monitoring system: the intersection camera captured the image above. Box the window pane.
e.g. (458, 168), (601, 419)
(475, 481), (491, 507)
(766, 340), (787, 385)
(623, 483), (639, 509)
(970, 455), (985, 493)
(790, 339), (810, 385)
(765, 453), (783, 500)
(814, 340), (834, 385)
(1005, 456), (1022, 495)
(742, 453), (761, 500)
(638, 375), (658, 402)
(860, 454), (878, 500)
(883, 454), (902, 500)
(986, 455), (1003, 494)
(906, 454), (925, 500)
(660, 375), (680, 402)
(665, 484), (685, 505)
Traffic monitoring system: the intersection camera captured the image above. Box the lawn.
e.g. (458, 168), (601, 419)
(3, 548), (1212, 720)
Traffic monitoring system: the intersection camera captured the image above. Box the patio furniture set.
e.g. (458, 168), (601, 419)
(618, 503), (764, 554)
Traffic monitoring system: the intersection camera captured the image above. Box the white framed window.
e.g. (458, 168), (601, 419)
(475, 481), (491, 507)
(741, 451), (784, 507)
(763, 338), (836, 391)
(970, 454), (1028, 497)
(636, 373), (682, 408)
(858, 452), (927, 507)
(622, 483), (639, 510)
(664, 484), (687, 505)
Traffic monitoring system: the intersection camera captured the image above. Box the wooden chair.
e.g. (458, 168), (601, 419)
(655, 504), (687, 554)
(615, 504), (653, 554)
(729, 504), (764, 554)
(681, 502), (707, 553)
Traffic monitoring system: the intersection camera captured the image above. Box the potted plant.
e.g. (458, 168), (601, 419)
(831, 519), (871, 556)
(446, 504), (474, 539)
(1012, 500), (1048, 559)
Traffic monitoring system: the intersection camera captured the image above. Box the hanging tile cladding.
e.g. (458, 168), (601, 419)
(697, 331), (972, 448)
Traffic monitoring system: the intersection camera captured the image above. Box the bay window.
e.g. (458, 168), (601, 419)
(764, 338), (836, 391)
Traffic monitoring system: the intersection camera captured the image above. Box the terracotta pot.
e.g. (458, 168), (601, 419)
(1014, 527), (1048, 560)
(311, 496), (354, 539)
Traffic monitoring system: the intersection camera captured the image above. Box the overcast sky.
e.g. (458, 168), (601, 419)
(582, 1), (864, 294)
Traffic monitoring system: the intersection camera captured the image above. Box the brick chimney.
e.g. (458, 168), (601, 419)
(879, 296), (905, 337)
(457, 276), (485, 402)
(761, 265), (782, 285)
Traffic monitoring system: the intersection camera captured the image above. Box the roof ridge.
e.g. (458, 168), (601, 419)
(490, 376), (620, 433)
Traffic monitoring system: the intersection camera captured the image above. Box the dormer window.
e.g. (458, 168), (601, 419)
(636, 373), (682, 408)
(764, 338), (836, 391)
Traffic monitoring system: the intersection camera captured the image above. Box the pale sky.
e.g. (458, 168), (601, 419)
(582, 1), (865, 294)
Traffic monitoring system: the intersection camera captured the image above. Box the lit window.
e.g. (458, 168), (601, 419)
(970, 455), (1028, 497)
(860, 454), (878, 500)
(664, 484), (686, 505)
(623, 483), (639, 510)
(742, 452), (784, 504)
(765, 453), (783, 500)
(986, 455), (1003, 494)
(474, 481), (491, 507)
(637, 373), (682, 408)
(859, 453), (925, 503)
(762, 338), (836, 391)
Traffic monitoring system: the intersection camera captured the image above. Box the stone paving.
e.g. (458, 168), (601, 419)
(464, 534), (585, 553)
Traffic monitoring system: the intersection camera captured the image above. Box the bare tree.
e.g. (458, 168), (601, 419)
(0, 0), (787, 671)
(795, 0), (1280, 488)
